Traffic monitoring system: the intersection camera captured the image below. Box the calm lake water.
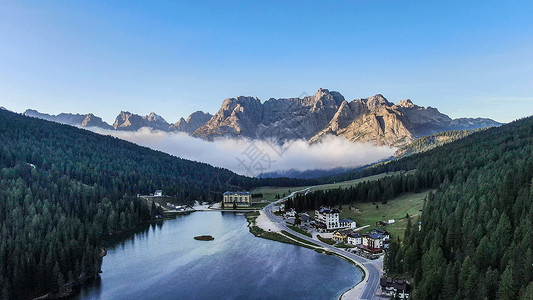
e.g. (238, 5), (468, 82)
(77, 212), (362, 300)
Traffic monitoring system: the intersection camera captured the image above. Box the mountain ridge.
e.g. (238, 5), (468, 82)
(22, 88), (502, 147)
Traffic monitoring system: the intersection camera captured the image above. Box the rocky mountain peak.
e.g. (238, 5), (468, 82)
(186, 111), (211, 122)
(397, 99), (415, 108)
(365, 94), (392, 110)
(311, 88), (345, 107)
(171, 111), (213, 134)
(144, 112), (167, 123)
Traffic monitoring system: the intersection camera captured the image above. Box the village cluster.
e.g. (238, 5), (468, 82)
(282, 205), (411, 298)
(283, 206), (391, 259)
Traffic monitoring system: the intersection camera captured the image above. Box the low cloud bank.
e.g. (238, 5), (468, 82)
(93, 127), (396, 177)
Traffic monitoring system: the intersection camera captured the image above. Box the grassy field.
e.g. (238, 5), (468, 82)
(310, 171), (411, 191)
(251, 170), (410, 202)
(317, 235), (336, 245)
(339, 190), (432, 240)
(250, 186), (309, 202)
(287, 225), (312, 237)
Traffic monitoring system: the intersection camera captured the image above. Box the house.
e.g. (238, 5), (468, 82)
(299, 213), (311, 224)
(284, 208), (296, 218)
(388, 219), (396, 224)
(363, 233), (384, 250)
(347, 232), (362, 246)
(314, 207), (340, 230)
(311, 221), (327, 232)
(340, 218), (357, 229)
(154, 190), (163, 197)
(380, 277), (411, 299)
(370, 228), (390, 241)
(223, 191), (252, 207)
(333, 229), (352, 243)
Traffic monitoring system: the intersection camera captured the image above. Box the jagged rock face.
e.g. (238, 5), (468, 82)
(81, 113), (113, 130)
(198, 89), (502, 147)
(24, 110), (113, 130)
(170, 111), (213, 134)
(194, 88), (346, 141)
(310, 96), (414, 146)
(22, 88), (503, 147)
(113, 111), (170, 131)
(194, 96), (263, 139)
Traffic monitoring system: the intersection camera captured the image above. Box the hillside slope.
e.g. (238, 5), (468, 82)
(393, 128), (483, 157)
(0, 110), (308, 299)
(286, 115), (533, 299)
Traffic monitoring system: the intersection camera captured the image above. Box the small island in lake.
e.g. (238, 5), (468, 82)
(194, 235), (214, 241)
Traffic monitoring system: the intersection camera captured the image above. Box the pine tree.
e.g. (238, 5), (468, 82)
(498, 264), (517, 300)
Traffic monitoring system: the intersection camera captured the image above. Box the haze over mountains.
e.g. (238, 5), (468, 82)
(23, 88), (501, 147)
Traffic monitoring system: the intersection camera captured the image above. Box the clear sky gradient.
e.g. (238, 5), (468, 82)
(1, 1), (532, 123)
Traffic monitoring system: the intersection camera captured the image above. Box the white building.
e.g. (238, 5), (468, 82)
(315, 207), (340, 230)
(154, 190), (163, 197)
(223, 191), (251, 207)
(284, 208), (296, 218)
(370, 229), (390, 241)
(363, 233), (384, 249)
(340, 218), (357, 229)
(347, 232), (362, 246)
(380, 277), (411, 299)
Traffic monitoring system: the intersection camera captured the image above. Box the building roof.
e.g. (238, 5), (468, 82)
(347, 232), (362, 238)
(334, 229), (352, 236)
(299, 213), (310, 221)
(380, 277), (411, 292)
(318, 207), (339, 214)
(223, 191), (250, 196)
(371, 229), (389, 235)
(365, 233), (384, 240)
(340, 218), (354, 223)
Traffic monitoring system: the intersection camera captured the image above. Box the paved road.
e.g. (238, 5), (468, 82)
(263, 189), (382, 300)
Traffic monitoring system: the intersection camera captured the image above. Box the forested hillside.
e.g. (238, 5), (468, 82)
(393, 128), (483, 158)
(0, 111), (307, 299)
(287, 116), (533, 299)
(385, 116), (533, 299)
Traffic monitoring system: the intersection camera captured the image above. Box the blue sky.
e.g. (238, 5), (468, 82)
(1, 1), (532, 123)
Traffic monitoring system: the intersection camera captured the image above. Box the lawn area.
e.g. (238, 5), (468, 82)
(310, 171), (411, 192)
(334, 243), (355, 249)
(339, 190), (432, 240)
(317, 235), (336, 245)
(251, 170), (410, 202)
(287, 225), (312, 237)
(250, 185), (309, 202)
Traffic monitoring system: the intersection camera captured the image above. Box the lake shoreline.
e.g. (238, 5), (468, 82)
(245, 210), (369, 300)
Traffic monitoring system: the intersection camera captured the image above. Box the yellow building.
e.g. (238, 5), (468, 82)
(332, 229), (352, 243)
(223, 191), (251, 207)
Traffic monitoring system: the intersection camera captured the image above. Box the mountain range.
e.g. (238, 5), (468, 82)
(23, 88), (501, 147)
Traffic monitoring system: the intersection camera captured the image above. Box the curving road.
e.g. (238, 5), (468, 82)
(263, 189), (382, 300)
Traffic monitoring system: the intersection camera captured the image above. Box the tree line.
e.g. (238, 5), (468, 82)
(0, 111), (311, 299)
(288, 115), (533, 299)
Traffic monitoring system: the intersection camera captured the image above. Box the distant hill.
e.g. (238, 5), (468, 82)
(393, 128), (483, 157)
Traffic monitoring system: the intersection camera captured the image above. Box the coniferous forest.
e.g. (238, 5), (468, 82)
(2, 109), (533, 299)
(0, 110), (308, 299)
(288, 116), (533, 299)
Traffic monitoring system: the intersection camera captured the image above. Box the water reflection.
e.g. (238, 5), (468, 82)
(78, 212), (361, 300)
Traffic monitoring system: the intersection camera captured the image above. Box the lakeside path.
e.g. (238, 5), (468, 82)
(261, 188), (383, 300)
